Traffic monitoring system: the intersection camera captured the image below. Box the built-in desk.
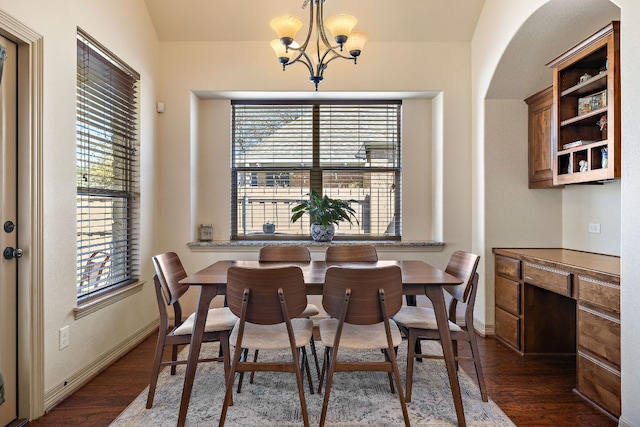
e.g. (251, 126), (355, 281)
(492, 248), (620, 419)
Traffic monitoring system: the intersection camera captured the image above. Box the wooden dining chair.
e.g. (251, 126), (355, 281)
(393, 250), (488, 403)
(219, 265), (314, 427)
(250, 246), (320, 379)
(146, 252), (237, 409)
(317, 265), (410, 427)
(324, 244), (378, 262)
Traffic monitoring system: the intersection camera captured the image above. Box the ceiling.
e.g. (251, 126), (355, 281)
(143, 0), (621, 101)
(144, 0), (485, 43)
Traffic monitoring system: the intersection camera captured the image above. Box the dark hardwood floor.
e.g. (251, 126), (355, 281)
(27, 332), (617, 426)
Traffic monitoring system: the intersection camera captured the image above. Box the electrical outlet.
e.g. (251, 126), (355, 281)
(588, 223), (601, 234)
(59, 326), (69, 349)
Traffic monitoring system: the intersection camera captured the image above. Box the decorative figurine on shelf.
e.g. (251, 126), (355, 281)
(602, 147), (608, 168)
(596, 114), (608, 140)
(579, 160), (588, 172)
(579, 73), (593, 83)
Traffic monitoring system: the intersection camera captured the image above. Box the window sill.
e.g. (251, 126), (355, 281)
(187, 240), (445, 252)
(74, 280), (146, 319)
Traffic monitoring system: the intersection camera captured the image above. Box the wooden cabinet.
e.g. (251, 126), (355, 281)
(547, 21), (620, 185)
(576, 275), (621, 417)
(493, 248), (620, 419)
(525, 86), (555, 188)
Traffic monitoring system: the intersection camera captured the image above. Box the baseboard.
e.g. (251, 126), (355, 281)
(43, 319), (158, 412)
(618, 415), (637, 427)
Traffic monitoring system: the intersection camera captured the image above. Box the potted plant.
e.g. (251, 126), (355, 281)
(290, 190), (359, 242)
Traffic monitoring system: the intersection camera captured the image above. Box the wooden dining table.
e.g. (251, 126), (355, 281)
(177, 260), (467, 427)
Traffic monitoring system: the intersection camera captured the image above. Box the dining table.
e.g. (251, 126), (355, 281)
(177, 259), (467, 427)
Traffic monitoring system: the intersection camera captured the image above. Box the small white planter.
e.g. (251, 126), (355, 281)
(310, 224), (335, 242)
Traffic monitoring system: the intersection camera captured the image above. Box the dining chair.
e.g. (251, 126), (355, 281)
(146, 252), (237, 409)
(219, 265), (314, 427)
(324, 244), (378, 262)
(251, 245), (320, 379)
(317, 265), (410, 427)
(393, 250), (488, 403)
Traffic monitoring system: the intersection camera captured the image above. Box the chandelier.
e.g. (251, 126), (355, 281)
(270, 0), (369, 90)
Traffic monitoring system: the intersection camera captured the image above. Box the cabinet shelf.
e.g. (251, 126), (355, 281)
(561, 70), (607, 97)
(547, 21), (619, 185)
(560, 107), (607, 127)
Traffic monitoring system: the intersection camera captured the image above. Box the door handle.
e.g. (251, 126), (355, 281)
(3, 246), (23, 260)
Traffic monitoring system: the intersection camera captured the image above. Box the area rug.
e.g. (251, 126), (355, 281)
(111, 341), (514, 426)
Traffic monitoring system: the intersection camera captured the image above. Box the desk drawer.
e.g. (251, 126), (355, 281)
(523, 262), (571, 297)
(495, 255), (520, 281)
(578, 305), (620, 367)
(495, 307), (520, 350)
(495, 275), (520, 315)
(577, 352), (621, 418)
(578, 275), (620, 314)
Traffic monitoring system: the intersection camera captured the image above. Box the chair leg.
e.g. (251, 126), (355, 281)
(220, 333), (231, 383)
(319, 344), (340, 426)
(405, 329), (417, 403)
(290, 343), (310, 427)
(219, 343), (244, 427)
(249, 349), (259, 384)
(236, 348), (249, 393)
(309, 335), (321, 379)
(468, 331), (488, 402)
(170, 343), (179, 375)
(301, 347), (315, 395)
(383, 349), (396, 394)
(145, 332), (167, 409)
(317, 346), (330, 394)
(387, 341), (411, 427)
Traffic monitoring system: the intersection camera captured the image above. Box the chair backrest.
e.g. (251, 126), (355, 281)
(322, 265), (403, 325)
(259, 245), (311, 262)
(152, 274), (172, 330)
(325, 245), (378, 262)
(226, 266), (307, 325)
(152, 252), (189, 305)
(443, 250), (480, 303)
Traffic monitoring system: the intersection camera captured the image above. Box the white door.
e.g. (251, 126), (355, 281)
(0, 34), (19, 426)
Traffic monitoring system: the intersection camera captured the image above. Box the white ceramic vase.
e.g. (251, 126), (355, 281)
(310, 224), (335, 242)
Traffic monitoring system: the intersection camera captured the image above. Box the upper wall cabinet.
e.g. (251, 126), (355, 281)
(547, 21), (620, 185)
(525, 86), (555, 189)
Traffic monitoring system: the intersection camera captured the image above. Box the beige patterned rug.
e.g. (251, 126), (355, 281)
(111, 341), (514, 426)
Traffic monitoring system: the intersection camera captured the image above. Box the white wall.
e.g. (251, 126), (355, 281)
(618, 0), (640, 424)
(562, 182), (621, 255)
(482, 98), (563, 333)
(0, 0), (160, 410)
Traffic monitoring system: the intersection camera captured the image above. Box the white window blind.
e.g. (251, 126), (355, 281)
(231, 101), (401, 240)
(76, 29), (140, 299)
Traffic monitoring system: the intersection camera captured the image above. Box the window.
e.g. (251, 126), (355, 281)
(76, 29), (140, 300)
(231, 101), (401, 240)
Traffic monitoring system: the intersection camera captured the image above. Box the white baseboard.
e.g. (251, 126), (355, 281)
(619, 415), (637, 427)
(43, 319), (158, 411)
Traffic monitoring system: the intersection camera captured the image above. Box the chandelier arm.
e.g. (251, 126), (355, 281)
(288, 49), (316, 78)
(295, 0), (315, 53)
(316, 0), (336, 50)
(316, 53), (355, 78)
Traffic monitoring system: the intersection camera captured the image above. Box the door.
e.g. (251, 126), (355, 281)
(0, 34), (19, 426)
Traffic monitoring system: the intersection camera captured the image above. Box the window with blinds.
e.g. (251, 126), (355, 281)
(76, 29), (140, 299)
(231, 101), (401, 240)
